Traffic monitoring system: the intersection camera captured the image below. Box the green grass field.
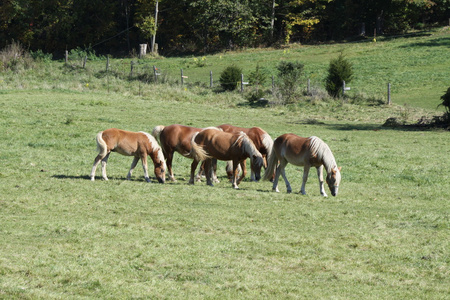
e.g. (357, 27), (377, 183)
(0, 28), (449, 299)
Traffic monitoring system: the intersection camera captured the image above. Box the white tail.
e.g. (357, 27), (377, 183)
(189, 133), (210, 161)
(151, 125), (165, 142)
(95, 131), (108, 158)
(263, 146), (277, 181)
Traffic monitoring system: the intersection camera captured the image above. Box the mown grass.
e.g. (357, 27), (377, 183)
(0, 84), (449, 299)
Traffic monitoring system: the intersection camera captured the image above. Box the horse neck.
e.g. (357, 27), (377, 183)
(241, 135), (261, 158)
(140, 131), (167, 168)
(310, 137), (336, 173)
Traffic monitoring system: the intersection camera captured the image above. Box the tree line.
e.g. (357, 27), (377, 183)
(1, 0), (448, 56)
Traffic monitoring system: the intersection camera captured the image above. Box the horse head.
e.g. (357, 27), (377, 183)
(250, 154), (264, 181)
(326, 166), (342, 196)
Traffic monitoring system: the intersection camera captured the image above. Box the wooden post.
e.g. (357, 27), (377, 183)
(106, 56), (110, 71)
(387, 83), (391, 105)
(139, 44), (147, 59)
(130, 61), (134, 78)
(241, 74), (244, 93)
(181, 69), (184, 85)
(83, 56), (87, 68)
(65, 50), (68, 64)
(210, 71), (213, 88)
(153, 65), (158, 83)
(342, 81), (346, 96)
(272, 75), (275, 93)
(307, 78), (311, 94)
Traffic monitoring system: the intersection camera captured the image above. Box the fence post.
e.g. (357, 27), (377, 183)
(83, 56), (87, 68)
(342, 80), (346, 96)
(210, 71), (213, 88)
(65, 50), (68, 64)
(272, 75), (275, 94)
(387, 83), (391, 105)
(130, 61), (134, 78)
(181, 69), (184, 85)
(153, 65), (157, 83)
(241, 74), (244, 93)
(106, 56), (110, 71)
(307, 78), (311, 94)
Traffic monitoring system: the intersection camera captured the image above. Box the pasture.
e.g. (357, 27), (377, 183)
(1, 29), (449, 298)
(0, 88), (448, 299)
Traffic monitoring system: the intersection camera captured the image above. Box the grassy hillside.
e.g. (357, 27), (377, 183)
(0, 29), (449, 299)
(1, 27), (449, 111)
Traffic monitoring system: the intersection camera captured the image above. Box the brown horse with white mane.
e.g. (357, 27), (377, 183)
(90, 128), (166, 183)
(152, 124), (203, 182)
(263, 134), (341, 197)
(190, 128), (264, 189)
(218, 124), (273, 182)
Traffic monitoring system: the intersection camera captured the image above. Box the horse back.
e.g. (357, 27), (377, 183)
(102, 128), (149, 156)
(275, 133), (312, 165)
(196, 129), (244, 161)
(160, 124), (202, 154)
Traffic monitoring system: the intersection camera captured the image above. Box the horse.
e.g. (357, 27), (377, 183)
(190, 129), (264, 189)
(218, 124), (274, 182)
(152, 124), (203, 182)
(90, 128), (166, 183)
(263, 134), (341, 197)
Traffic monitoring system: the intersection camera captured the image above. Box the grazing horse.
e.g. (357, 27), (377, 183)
(152, 124), (203, 182)
(263, 134), (341, 197)
(190, 129), (264, 189)
(218, 124), (273, 181)
(90, 128), (166, 183)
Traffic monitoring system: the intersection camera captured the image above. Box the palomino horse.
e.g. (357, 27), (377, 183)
(90, 128), (166, 183)
(263, 134), (341, 197)
(190, 129), (264, 189)
(218, 124), (273, 182)
(152, 124), (203, 182)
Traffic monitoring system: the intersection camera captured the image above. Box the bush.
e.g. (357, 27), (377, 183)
(325, 52), (353, 97)
(220, 65), (242, 91)
(276, 61), (304, 104)
(439, 87), (450, 114)
(0, 41), (34, 72)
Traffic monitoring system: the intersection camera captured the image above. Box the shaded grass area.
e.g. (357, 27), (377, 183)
(0, 90), (449, 298)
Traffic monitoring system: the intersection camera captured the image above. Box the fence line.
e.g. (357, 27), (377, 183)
(64, 55), (392, 104)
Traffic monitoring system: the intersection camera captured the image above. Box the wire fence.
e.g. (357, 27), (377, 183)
(65, 52), (393, 104)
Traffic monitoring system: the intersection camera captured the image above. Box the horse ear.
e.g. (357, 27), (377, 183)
(338, 166), (342, 172)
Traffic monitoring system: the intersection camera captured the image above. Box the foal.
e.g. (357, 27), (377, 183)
(90, 128), (166, 183)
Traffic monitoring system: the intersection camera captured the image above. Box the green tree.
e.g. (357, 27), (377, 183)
(325, 53), (353, 98)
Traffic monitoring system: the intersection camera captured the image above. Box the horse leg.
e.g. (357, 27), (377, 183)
(127, 156), (140, 181)
(231, 160), (240, 189)
(212, 158), (219, 183)
(279, 160), (292, 193)
(272, 159), (286, 193)
(101, 153), (110, 181)
(189, 160), (200, 184)
(166, 152), (176, 182)
(91, 154), (104, 181)
(317, 165), (328, 197)
(140, 155), (151, 182)
(204, 159), (214, 186)
(300, 165), (311, 195)
(196, 161), (203, 182)
(236, 160), (246, 185)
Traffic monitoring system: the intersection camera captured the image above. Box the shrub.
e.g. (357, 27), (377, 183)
(325, 52), (353, 97)
(276, 61), (304, 104)
(220, 65), (242, 91)
(439, 87), (450, 114)
(0, 41), (34, 72)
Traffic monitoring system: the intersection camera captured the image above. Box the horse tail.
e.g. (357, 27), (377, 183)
(189, 133), (210, 161)
(95, 131), (108, 158)
(263, 141), (277, 181)
(151, 125), (165, 142)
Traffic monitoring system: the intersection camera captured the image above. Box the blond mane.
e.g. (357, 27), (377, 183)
(140, 131), (167, 170)
(309, 136), (337, 172)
